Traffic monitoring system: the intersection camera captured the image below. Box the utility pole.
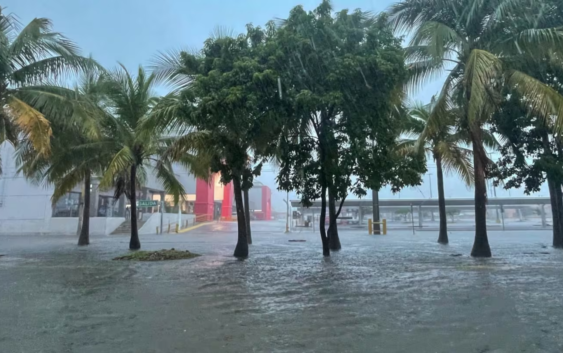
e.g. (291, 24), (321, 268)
(428, 173), (435, 222)
(284, 191), (290, 233)
(491, 181), (500, 223)
(178, 200), (182, 232)
(160, 200), (164, 234)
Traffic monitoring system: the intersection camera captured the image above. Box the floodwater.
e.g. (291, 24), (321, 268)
(1, 222), (563, 352)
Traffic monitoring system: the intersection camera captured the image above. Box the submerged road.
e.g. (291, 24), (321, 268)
(1, 221), (562, 352)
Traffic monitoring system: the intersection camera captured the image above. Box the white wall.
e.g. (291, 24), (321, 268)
(92, 218), (125, 235)
(0, 143), (54, 223)
(0, 217), (124, 236)
(139, 213), (196, 235)
(144, 162), (197, 195)
(0, 143), (198, 236)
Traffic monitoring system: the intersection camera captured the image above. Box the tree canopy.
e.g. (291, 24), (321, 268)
(272, 1), (426, 254)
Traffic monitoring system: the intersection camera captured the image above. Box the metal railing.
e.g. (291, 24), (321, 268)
(156, 215), (211, 234)
(368, 218), (387, 235)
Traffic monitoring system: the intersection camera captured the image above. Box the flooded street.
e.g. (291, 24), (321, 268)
(1, 222), (563, 352)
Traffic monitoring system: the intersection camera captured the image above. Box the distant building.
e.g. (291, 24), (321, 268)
(246, 181), (272, 221)
(0, 143), (272, 235)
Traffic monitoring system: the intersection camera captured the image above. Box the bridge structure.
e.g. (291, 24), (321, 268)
(290, 197), (553, 229)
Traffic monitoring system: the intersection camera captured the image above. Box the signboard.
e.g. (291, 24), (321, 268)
(137, 200), (158, 207)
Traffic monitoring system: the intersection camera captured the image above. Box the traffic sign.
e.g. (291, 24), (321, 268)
(137, 200), (158, 207)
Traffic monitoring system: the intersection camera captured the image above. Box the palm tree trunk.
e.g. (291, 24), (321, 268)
(76, 185), (84, 236)
(556, 185), (563, 248)
(243, 188), (252, 245)
(470, 130), (491, 257)
(319, 184), (330, 257)
(547, 177), (563, 248)
(233, 175), (248, 258)
(78, 172), (91, 246)
(129, 165), (141, 250)
(327, 184), (341, 251)
(435, 155), (448, 244)
(554, 138), (563, 248)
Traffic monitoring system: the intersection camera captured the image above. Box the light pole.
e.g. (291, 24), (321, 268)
(428, 173), (435, 222)
(491, 181), (500, 223)
(428, 173), (433, 199)
(283, 191), (290, 233)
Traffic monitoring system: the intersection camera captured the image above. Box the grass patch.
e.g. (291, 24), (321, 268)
(113, 249), (200, 262)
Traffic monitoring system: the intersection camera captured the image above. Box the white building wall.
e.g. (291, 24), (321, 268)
(144, 162), (197, 195)
(0, 143), (54, 234)
(0, 143), (199, 235)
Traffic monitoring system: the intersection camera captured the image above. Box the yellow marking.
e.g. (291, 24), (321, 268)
(177, 222), (213, 234)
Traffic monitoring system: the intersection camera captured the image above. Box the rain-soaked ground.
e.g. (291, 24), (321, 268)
(1, 221), (563, 353)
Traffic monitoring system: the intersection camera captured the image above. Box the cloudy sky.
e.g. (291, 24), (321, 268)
(8, 0), (546, 212)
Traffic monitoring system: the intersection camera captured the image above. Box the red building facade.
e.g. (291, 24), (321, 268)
(194, 174), (271, 221)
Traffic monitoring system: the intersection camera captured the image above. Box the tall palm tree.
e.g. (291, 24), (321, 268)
(98, 65), (208, 250)
(389, 0), (563, 257)
(0, 8), (96, 170)
(408, 102), (476, 244)
(17, 71), (109, 246)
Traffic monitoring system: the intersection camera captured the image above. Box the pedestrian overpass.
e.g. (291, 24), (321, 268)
(290, 197), (553, 229)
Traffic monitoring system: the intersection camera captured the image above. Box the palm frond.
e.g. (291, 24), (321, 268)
(409, 21), (463, 59)
(51, 167), (86, 204)
(465, 49), (503, 127)
(149, 48), (196, 89)
(507, 69), (563, 133)
(9, 17), (80, 66)
(99, 146), (134, 189)
(437, 142), (474, 186)
(153, 160), (186, 206)
(6, 96), (51, 156)
(11, 55), (98, 85)
(210, 26), (236, 40)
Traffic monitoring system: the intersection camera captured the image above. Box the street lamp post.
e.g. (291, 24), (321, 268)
(491, 181), (500, 223)
(284, 191), (290, 233)
(428, 173), (435, 222)
(428, 173), (433, 199)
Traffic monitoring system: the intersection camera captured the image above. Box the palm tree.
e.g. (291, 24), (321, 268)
(17, 72), (109, 246)
(98, 65), (208, 250)
(408, 102), (474, 244)
(389, 0), (563, 257)
(0, 8), (96, 170)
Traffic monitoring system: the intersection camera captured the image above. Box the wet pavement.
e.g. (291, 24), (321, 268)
(1, 221), (563, 352)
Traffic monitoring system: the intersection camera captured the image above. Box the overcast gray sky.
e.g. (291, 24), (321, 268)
(8, 0), (545, 212)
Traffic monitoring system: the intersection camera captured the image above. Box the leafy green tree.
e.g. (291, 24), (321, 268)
(150, 26), (281, 258)
(98, 65), (206, 250)
(0, 7), (96, 171)
(273, 1), (425, 256)
(389, 0), (563, 257)
(492, 91), (563, 248)
(490, 3), (563, 248)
